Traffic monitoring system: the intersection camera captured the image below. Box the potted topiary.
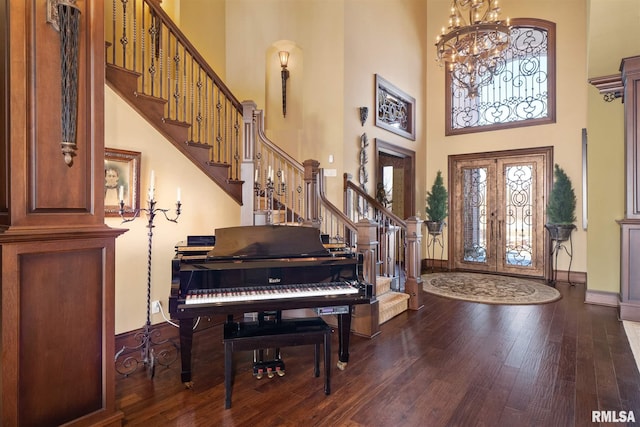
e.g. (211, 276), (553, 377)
(545, 164), (577, 241)
(425, 170), (448, 235)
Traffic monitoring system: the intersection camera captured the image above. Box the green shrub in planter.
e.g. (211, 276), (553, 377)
(425, 170), (448, 235)
(546, 164), (576, 241)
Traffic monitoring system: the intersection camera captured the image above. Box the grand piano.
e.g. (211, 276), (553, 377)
(169, 225), (372, 385)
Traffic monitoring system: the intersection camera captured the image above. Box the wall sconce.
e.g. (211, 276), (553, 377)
(359, 107), (368, 127)
(279, 51), (290, 117)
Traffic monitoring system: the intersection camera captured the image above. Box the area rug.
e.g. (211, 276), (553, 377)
(422, 272), (561, 305)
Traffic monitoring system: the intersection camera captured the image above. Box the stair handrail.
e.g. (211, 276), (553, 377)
(254, 111), (303, 169)
(343, 177), (407, 228)
(251, 109), (306, 224)
(317, 168), (358, 245)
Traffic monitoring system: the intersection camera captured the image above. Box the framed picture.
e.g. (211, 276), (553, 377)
(104, 148), (141, 217)
(375, 74), (416, 141)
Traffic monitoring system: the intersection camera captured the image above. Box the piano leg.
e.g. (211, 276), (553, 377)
(179, 318), (194, 386)
(336, 307), (352, 371)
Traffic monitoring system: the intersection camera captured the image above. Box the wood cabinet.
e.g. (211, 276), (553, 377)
(619, 56), (640, 321)
(1, 0), (125, 425)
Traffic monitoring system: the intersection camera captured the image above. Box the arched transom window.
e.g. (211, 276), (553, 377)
(446, 18), (556, 135)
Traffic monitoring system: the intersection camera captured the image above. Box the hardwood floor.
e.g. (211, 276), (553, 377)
(116, 282), (640, 426)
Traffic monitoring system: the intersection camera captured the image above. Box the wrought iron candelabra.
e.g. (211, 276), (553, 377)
(254, 170), (286, 225)
(114, 196), (181, 378)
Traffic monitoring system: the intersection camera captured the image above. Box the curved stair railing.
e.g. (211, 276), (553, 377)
(251, 110), (306, 225)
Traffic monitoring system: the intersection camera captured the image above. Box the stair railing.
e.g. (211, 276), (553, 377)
(251, 109), (306, 225)
(107, 0), (243, 181)
(343, 175), (408, 291)
(317, 168), (358, 247)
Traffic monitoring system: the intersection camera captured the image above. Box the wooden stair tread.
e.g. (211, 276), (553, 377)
(377, 291), (410, 325)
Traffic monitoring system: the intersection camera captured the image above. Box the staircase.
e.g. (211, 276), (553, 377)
(106, 0), (422, 336)
(105, 65), (244, 204)
(376, 277), (410, 324)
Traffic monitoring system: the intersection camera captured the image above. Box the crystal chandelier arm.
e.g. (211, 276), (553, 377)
(435, 0), (511, 98)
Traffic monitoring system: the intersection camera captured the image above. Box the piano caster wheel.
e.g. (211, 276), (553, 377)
(183, 381), (194, 389)
(276, 367), (285, 377)
(267, 368), (275, 379)
(256, 369), (264, 380)
(336, 360), (347, 371)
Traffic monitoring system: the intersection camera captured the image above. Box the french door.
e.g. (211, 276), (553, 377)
(450, 149), (550, 277)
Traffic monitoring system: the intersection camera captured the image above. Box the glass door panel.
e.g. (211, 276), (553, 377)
(452, 152), (546, 277)
(503, 164), (534, 267)
(453, 160), (496, 272)
(462, 167), (488, 264)
(498, 156), (545, 276)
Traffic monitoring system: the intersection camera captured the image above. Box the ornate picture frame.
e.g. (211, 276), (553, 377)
(104, 148), (141, 217)
(375, 74), (416, 141)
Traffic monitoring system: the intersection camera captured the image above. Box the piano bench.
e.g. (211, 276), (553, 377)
(222, 317), (332, 409)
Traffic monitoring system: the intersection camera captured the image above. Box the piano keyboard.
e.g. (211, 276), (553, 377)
(185, 281), (359, 305)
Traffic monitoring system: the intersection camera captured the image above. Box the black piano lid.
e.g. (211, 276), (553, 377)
(207, 225), (331, 260)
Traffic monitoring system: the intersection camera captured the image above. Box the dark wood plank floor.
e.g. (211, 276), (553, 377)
(116, 282), (640, 426)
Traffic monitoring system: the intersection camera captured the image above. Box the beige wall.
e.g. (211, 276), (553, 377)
(180, 0), (227, 81)
(427, 0), (589, 274)
(224, 0), (347, 203)
(344, 0), (427, 214)
(222, 0), (428, 217)
(585, 0), (640, 293)
(106, 87), (240, 334)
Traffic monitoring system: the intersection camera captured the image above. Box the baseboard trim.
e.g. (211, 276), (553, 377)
(585, 289), (619, 307)
(620, 302), (640, 322)
(114, 315), (229, 355)
(560, 270), (587, 286)
(421, 258), (448, 273)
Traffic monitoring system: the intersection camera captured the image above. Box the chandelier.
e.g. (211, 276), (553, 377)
(435, 0), (511, 97)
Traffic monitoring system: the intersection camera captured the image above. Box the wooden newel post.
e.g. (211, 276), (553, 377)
(405, 216), (424, 310)
(353, 218), (380, 337)
(356, 219), (378, 290)
(303, 159), (321, 228)
(240, 100), (257, 226)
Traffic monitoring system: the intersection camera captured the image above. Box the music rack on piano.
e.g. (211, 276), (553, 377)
(169, 225), (372, 385)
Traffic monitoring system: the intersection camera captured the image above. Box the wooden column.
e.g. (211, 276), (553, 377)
(303, 159), (321, 228)
(352, 219), (380, 338)
(405, 216), (424, 311)
(619, 56), (640, 321)
(1, 1), (124, 425)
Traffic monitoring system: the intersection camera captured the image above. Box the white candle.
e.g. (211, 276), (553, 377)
(268, 166), (272, 180)
(177, 187), (181, 202)
(255, 169), (258, 182)
(149, 170), (155, 200)
(119, 185), (124, 202)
